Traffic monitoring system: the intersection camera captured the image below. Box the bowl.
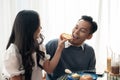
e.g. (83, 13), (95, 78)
(79, 72), (98, 80)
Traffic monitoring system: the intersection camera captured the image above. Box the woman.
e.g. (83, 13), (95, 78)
(2, 10), (67, 80)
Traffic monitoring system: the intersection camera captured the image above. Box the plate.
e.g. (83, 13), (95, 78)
(67, 72), (98, 80)
(79, 72), (98, 80)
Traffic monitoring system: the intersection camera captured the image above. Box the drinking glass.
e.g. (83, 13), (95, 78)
(107, 47), (112, 72)
(111, 53), (119, 74)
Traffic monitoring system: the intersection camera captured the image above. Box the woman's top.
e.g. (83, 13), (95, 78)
(2, 43), (50, 80)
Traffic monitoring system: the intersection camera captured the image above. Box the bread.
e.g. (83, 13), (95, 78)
(65, 69), (72, 74)
(80, 74), (93, 80)
(61, 33), (72, 40)
(71, 73), (80, 79)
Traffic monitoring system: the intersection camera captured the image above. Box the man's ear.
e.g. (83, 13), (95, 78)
(87, 34), (93, 39)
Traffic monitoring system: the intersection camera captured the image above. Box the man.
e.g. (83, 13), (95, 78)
(46, 15), (98, 80)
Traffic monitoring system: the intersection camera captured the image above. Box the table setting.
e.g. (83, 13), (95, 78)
(57, 69), (104, 80)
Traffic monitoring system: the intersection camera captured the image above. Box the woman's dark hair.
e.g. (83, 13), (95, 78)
(6, 10), (45, 80)
(79, 15), (98, 34)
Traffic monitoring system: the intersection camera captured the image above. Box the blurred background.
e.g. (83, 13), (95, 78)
(0, 0), (120, 79)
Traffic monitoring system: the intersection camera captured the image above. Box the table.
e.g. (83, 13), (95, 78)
(57, 71), (120, 80)
(57, 74), (106, 80)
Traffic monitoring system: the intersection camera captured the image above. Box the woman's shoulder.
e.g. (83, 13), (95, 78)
(3, 43), (21, 62)
(5, 43), (19, 55)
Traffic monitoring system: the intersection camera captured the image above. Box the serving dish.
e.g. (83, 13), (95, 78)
(67, 72), (98, 80)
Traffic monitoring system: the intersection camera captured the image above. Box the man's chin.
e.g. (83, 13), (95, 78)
(70, 40), (80, 45)
(71, 38), (79, 42)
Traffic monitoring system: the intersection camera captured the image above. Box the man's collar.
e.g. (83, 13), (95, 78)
(64, 41), (84, 50)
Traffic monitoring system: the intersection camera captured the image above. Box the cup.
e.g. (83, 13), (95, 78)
(111, 53), (119, 74)
(107, 57), (111, 72)
(107, 47), (112, 72)
(118, 54), (120, 74)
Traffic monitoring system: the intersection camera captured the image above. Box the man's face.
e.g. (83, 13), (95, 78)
(70, 19), (92, 46)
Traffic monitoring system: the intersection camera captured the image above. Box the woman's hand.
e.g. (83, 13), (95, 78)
(57, 34), (68, 49)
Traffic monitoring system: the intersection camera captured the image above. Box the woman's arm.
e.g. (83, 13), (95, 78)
(43, 37), (67, 74)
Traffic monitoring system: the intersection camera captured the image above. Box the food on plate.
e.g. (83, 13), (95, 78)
(65, 69), (72, 74)
(80, 74), (93, 80)
(71, 73), (80, 79)
(61, 33), (72, 40)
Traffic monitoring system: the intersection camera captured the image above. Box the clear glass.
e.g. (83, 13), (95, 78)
(118, 54), (120, 74)
(111, 53), (119, 74)
(107, 47), (112, 72)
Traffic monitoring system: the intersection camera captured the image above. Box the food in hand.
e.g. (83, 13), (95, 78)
(61, 33), (72, 40)
(80, 74), (93, 80)
(71, 73), (80, 79)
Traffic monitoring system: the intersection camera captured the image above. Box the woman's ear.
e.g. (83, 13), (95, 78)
(87, 34), (93, 39)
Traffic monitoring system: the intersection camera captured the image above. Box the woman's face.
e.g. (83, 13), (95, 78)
(34, 26), (41, 40)
(70, 20), (92, 46)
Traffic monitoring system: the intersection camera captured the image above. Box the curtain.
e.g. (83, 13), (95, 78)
(0, 0), (120, 79)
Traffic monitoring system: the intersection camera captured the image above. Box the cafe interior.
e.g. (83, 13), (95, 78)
(0, 0), (120, 80)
